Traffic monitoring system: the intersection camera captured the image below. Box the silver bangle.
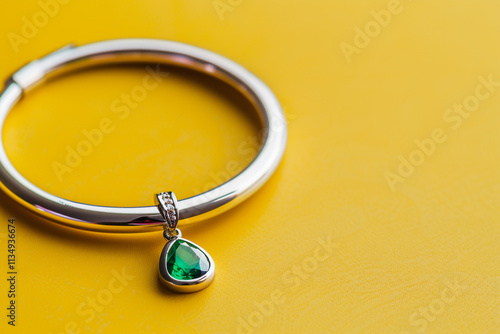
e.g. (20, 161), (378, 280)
(0, 39), (287, 292)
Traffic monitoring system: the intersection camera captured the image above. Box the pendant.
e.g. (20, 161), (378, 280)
(158, 235), (215, 293)
(155, 192), (215, 293)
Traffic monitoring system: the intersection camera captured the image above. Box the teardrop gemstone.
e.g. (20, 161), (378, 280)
(166, 239), (210, 280)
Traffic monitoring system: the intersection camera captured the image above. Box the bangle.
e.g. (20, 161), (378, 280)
(0, 39), (287, 293)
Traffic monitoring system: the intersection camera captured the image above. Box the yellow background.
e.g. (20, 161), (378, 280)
(0, 0), (499, 333)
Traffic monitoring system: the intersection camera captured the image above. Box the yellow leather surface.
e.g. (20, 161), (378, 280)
(0, 0), (498, 333)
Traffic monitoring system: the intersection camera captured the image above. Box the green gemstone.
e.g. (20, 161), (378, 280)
(166, 239), (210, 280)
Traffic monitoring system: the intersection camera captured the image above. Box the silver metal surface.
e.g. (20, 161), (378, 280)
(0, 39), (287, 232)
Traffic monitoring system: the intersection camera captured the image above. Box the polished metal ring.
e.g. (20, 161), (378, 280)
(0, 39), (287, 233)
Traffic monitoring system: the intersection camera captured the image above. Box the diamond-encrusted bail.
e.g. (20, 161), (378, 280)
(155, 192), (180, 236)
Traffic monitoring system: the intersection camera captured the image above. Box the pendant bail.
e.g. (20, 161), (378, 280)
(155, 192), (180, 237)
(163, 228), (182, 241)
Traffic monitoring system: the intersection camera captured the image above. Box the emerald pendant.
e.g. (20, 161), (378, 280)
(159, 237), (215, 293)
(156, 192), (214, 293)
(167, 239), (210, 280)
